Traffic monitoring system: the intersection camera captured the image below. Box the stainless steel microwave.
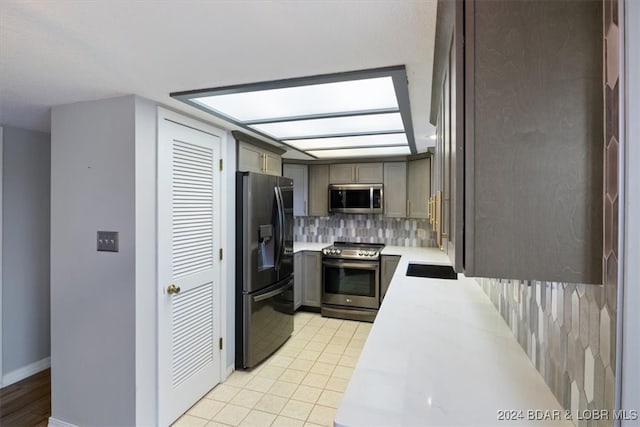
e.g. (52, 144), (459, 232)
(328, 184), (383, 214)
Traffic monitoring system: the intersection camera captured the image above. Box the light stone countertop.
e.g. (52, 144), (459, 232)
(292, 242), (327, 253)
(335, 250), (571, 427)
(381, 245), (452, 265)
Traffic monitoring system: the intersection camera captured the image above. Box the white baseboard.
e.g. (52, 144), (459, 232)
(48, 417), (80, 427)
(2, 356), (50, 387)
(224, 364), (234, 381)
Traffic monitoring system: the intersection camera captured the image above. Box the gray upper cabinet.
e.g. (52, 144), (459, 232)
(234, 131), (285, 176)
(383, 162), (407, 218)
(264, 152), (282, 176)
(329, 164), (354, 183)
(329, 163), (383, 184)
(302, 251), (322, 307)
(308, 164), (329, 216)
(431, 0), (603, 283)
(355, 163), (384, 183)
(237, 143), (263, 173)
(407, 157), (430, 219)
(283, 164), (308, 216)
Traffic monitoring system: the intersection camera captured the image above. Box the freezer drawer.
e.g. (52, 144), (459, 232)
(241, 278), (294, 368)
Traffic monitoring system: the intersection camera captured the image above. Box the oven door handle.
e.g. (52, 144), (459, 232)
(322, 260), (379, 270)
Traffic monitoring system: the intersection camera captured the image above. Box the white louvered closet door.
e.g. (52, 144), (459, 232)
(158, 116), (222, 427)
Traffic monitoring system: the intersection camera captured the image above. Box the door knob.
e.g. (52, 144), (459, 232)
(167, 284), (181, 295)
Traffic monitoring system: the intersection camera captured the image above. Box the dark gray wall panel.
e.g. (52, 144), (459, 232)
(471, 0), (603, 283)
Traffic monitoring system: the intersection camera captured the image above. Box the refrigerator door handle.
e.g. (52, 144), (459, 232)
(253, 283), (289, 302)
(274, 186), (285, 270)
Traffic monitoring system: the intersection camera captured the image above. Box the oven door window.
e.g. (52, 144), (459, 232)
(324, 265), (376, 297)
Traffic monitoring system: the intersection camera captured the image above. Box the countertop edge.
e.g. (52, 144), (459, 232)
(334, 249), (571, 427)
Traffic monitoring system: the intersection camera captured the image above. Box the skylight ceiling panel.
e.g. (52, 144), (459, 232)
(249, 112), (404, 139)
(192, 77), (399, 122)
(308, 146), (411, 159)
(286, 133), (408, 151)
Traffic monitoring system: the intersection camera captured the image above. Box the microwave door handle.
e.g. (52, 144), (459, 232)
(322, 260), (380, 270)
(370, 187), (374, 209)
(274, 186), (285, 270)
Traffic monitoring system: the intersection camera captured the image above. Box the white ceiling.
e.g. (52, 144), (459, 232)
(0, 0), (438, 156)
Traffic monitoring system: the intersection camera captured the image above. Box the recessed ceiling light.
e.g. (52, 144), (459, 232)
(171, 66), (416, 159)
(308, 146), (411, 159)
(192, 77), (398, 122)
(250, 113), (404, 140)
(287, 133), (408, 151)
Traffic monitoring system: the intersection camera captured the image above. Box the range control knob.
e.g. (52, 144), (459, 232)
(336, 249), (341, 254)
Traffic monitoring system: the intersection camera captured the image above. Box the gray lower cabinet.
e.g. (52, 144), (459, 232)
(308, 164), (329, 216)
(380, 255), (401, 302)
(302, 251), (322, 307)
(383, 162), (407, 218)
(294, 251), (322, 309)
(407, 157), (430, 218)
(294, 252), (303, 310)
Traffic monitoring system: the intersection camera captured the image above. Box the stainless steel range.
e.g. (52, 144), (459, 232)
(321, 242), (385, 322)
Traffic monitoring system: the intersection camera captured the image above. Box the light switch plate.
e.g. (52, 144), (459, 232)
(97, 231), (119, 252)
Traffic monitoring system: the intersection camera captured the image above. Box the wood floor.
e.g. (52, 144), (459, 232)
(0, 369), (50, 427)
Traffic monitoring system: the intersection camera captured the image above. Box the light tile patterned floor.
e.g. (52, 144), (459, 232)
(172, 312), (372, 427)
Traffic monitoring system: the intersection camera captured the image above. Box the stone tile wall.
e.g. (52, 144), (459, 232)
(477, 279), (615, 427)
(293, 215), (437, 247)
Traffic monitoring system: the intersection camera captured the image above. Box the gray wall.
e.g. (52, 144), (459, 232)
(51, 96), (136, 426)
(134, 98), (158, 426)
(622, 0), (640, 421)
(1, 125), (51, 376)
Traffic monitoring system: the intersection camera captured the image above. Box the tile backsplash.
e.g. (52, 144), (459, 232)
(294, 214), (437, 247)
(476, 279), (616, 427)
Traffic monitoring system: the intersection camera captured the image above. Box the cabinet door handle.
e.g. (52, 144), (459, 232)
(265, 154), (269, 172)
(407, 200), (411, 217)
(352, 167), (356, 182)
(304, 200), (308, 216)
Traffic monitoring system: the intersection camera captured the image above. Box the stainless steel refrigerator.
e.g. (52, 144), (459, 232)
(236, 171), (294, 369)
